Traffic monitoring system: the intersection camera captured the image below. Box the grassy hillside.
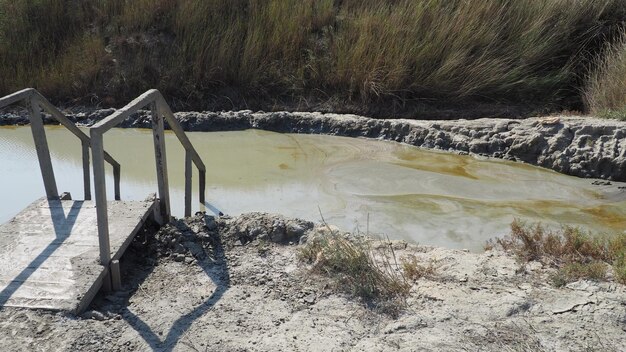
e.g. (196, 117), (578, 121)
(1, 0), (625, 117)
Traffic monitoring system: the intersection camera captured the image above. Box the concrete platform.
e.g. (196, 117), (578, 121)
(0, 197), (155, 313)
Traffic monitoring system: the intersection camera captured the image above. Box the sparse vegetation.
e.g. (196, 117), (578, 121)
(401, 255), (436, 281)
(551, 261), (608, 287)
(487, 219), (626, 286)
(1, 0), (626, 115)
(298, 231), (411, 313)
(585, 33), (626, 120)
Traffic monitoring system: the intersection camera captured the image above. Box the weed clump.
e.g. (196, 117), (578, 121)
(487, 220), (626, 286)
(551, 262), (608, 287)
(401, 255), (436, 281)
(298, 231), (410, 314)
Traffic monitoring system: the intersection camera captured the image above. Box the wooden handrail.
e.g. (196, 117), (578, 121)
(0, 88), (121, 200)
(90, 90), (207, 283)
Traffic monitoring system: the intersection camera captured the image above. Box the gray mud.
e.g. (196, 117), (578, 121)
(0, 213), (623, 351)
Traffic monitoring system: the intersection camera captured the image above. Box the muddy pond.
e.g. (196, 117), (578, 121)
(1, 125), (626, 251)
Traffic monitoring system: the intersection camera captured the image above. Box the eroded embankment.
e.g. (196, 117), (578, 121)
(3, 110), (626, 181)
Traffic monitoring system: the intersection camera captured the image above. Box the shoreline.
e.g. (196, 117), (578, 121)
(2, 109), (626, 181)
(1, 108), (625, 348)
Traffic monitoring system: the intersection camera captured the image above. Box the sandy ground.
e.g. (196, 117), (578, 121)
(0, 213), (624, 352)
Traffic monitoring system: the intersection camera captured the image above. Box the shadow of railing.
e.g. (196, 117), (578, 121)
(0, 199), (82, 307)
(203, 201), (225, 217)
(121, 215), (230, 351)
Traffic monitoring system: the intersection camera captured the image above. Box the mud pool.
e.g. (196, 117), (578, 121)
(1, 126), (625, 250)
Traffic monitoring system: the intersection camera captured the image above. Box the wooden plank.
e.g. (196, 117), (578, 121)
(1, 90), (120, 170)
(158, 98), (206, 171)
(158, 94), (207, 209)
(36, 92), (120, 170)
(7, 91), (120, 201)
(103, 153), (120, 172)
(27, 99), (58, 199)
(109, 201), (155, 261)
(0, 198), (155, 313)
(151, 103), (171, 220)
(90, 130), (111, 267)
(34, 94), (89, 143)
(91, 89), (160, 133)
(0, 88), (33, 108)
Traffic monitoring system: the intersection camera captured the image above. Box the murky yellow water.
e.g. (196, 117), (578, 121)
(1, 126), (625, 250)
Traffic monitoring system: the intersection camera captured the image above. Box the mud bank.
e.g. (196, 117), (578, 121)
(3, 109), (626, 181)
(0, 213), (623, 351)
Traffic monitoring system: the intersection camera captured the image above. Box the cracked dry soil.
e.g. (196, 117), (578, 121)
(0, 213), (625, 352)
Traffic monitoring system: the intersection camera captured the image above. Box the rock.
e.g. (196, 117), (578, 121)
(303, 293), (316, 304)
(592, 180), (612, 186)
(550, 296), (594, 314)
(205, 217), (218, 231)
(218, 213), (314, 245)
(82, 310), (107, 321)
(286, 221), (306, 238)
(565, 280), (600, 293)
(525, 261), (543, 272)
(184, 242), (206, 259)
(540, 117), (560, 125)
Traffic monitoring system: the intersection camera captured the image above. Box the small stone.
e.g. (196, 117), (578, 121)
(303, 293), (316, 304)
(82, 310), (107, 321)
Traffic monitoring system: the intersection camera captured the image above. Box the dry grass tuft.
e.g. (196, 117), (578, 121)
(585, 32), (626, 120)
(298, 231), (410, 314)
(401, 255), (436, 281)
(487, 219), (626, 285)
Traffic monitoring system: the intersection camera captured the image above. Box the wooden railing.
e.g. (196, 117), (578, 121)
(90, 89), (206, 280)
(0, 88), (121, 201)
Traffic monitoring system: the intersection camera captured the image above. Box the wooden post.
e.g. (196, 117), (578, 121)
(199, 170), (206, 204)
(156, 96), (207, 209)
(27, 99), (58, 199)
(113, 165), (121, 201)
(151, 103), (171, 221)
(90, 130), (111, 270)
(110, 260), (122, 291)
(81, 140), (91, 200)
(184, 150), (192, 217)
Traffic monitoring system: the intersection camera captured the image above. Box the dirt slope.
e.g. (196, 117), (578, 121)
(0, 213), (623, 351)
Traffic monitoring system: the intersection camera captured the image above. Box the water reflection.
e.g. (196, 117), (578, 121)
(1, 126), (625, 250)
